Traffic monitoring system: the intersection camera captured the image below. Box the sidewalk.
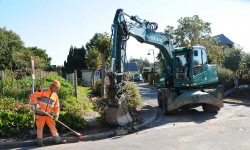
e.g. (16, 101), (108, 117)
(0, 102), (157, 149)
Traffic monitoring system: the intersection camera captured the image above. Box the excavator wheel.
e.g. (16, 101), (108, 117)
(202, 104), (220, 113)
(162, 91), (171, 115)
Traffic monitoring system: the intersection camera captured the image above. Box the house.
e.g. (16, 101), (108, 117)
(213, 34), (234, 48)
(124, 62), (138, 73)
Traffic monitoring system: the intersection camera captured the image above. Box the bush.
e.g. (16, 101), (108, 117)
(218, 67), (233, 84)
(57, 112), (87, 132)
(91, 79), (102, 96)
(236, 69), (250, 85)
(123, 82), (142, 114)
(0, 97), (33, 137)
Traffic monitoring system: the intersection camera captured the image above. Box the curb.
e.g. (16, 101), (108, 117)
(223, 100), (250, 106)
(0, 103), (157, 149)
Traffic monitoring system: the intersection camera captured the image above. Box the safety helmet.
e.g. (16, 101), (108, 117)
(52, 80), (60, 88)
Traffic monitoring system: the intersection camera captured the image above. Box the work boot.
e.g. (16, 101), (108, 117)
(57, 140), (67, 144)
(56, 140), (67, 144)
(54, 135), (67, 144)
(37, 138), (44, 147)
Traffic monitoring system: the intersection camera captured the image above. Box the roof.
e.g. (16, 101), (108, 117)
(124, 63), (138, 72)
(213, 34), (234, 45)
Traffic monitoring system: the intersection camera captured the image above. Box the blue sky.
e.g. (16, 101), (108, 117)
(0, 0), (250, 65)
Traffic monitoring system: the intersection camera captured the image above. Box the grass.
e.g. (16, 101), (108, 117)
(77, 86), (92, 99)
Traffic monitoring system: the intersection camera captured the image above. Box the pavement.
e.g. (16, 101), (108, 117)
(0, 102), (157, 149)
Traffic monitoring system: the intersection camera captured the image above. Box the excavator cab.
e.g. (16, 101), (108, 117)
(173, 46), (219, 88)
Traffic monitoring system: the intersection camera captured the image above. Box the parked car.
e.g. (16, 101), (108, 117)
(133, 73), (143, 82)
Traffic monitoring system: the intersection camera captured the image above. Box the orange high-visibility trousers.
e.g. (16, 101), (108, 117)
(35, 115), (61, 142)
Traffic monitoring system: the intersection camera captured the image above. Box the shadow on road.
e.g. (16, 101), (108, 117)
(148, 106), (218, 128)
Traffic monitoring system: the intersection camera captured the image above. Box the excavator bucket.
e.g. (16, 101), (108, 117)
(105, 95), (133, 126)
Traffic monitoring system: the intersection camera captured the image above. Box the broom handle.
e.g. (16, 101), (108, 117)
(39, 109), (80, 135)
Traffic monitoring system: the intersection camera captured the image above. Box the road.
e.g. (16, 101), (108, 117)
(24, 83), (250, 150)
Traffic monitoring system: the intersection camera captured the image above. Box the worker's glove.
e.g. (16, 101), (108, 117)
(53, 115), (59, 122)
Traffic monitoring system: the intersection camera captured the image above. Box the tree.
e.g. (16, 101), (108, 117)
(27, 47), (52, 70)
(222, 47), (243, 72)
(200, 38), (224, 66)
(164, 15), (211, 47)
(0, 27), (24, 70)
(129, 57), (150, 73)
(64, 46), (87, 78)
(240, 52), (250, 69)
(0, 28), (52, 75)
(85, 32), (112, 96)
(164, 15), (225, 66)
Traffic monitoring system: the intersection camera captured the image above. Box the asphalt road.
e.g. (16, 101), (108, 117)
(19, 83), (250, 150)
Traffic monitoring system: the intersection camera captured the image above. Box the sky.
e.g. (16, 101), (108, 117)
(0, 0), (250, 66)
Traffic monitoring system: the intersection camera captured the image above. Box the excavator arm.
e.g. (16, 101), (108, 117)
(106, 9), (174, 126)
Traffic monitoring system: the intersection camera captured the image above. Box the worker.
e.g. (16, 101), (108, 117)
(176, 57), (183, 72)
(29, 80), (66, 147)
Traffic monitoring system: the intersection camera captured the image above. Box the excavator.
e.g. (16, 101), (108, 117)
(105, 9), (223, 126)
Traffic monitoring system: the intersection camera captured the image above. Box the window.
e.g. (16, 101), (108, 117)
(202, 49), (207, 65)
(193, 49), (203, 75)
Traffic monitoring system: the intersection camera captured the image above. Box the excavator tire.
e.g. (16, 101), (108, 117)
(162, 91), (171, 115)
(202, 104), (220, 113)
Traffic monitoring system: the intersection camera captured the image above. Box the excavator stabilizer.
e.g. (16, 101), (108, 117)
(105, 95), (133, 126)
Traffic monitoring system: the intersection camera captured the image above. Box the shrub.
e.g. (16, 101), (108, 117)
(91, 79), (102, 96)
(218, 67), (233, 84)
(57, 112), (87, 132)
(123, 81), (142, 114)
(0, 97), (33, 137)
(236, 69), (250, 85)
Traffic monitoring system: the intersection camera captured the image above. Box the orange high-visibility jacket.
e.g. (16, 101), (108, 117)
(30, 88), (60, 116)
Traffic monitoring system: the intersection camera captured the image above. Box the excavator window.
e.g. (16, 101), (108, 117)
(193, 49), (203, 75)
(175, 52), (190, 81)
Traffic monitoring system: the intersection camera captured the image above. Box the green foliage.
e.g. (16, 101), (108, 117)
(86, 47), (102, 71)
(142, 68), (151, 82)
(58, 112), (87, 131)
(239, 51), (250, 69)
(129, 57), (150, 73)
(64, 46), (87, 76)
(123, 82), (142, 113)
(200, 38), (224, 66)
(85, 33), (112, 71)
(0, 109), (33, 136)
(0, 97), (33, 137)
(236, 70), (250, 85)
(124, 72), (131, 81)
(218, 67), (233, 84)
(62, 96), (93, 115)
(0, 28), (52, 72)
(148, 72), (160, 85)
(222, 48), (242, 72)
(0, 70), (95, 137)
(91, 79), (102, 96)
(39, 75), (74, 100)
(0, 27), (24, 70)
(165, 15), (211, 47)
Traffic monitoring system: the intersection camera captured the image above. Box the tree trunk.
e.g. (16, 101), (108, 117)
(101, 51), (106, 97)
